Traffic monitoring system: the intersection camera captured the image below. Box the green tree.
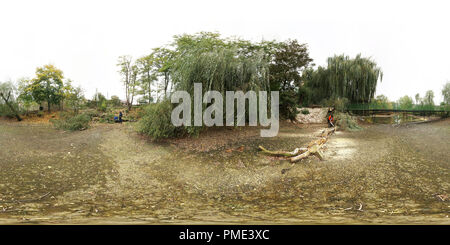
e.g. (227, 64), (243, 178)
(152, 47), (175, 99)
(373, 94), (391, 109)
(139, 32), (274, 138)
(17, 77), (37, 112)
(442, 82), (450, 105)
(0, 81), (22, 121)
(63, 80), (85, 114)
(28, 64), (65, 112)
(304, 54), (383, 104)
(397, 95), (413, 110)
(136, 55), (157, 104)
(414, 93), (421, 105)
(109, 95), (121, 107)
(423, 90), (435, 107)
(269, 40), (313, 120)
(170, 32), (271, 94)
(117, 55), (138, 110)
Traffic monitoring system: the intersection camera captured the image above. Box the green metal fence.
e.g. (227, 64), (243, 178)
(346, 103), (449, 112)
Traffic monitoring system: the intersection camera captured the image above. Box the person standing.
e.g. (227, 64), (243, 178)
(119, 111), (123, 123)
(326, 108), (335, 127)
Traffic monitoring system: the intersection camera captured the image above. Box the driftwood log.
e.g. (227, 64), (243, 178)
(259, 127), (337, 163)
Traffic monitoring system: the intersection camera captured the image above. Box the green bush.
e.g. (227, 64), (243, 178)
(137, 100), (203, 139)
(138, 100), (180, 139)
(301, 109), (310, 115)
(99, 112), (115, 124)
(0, 103), (18, 118)
(51, 112), (91, 131)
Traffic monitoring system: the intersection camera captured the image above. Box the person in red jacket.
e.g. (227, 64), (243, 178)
(327, 108), (335, 127)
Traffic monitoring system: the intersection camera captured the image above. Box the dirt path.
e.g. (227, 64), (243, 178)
(0, 120), (448, 224)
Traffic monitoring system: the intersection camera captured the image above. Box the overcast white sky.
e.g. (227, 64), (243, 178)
(1, 0), (449, 103)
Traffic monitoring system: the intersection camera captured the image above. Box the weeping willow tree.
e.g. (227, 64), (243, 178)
(138, 32), (272, 138)
(170, 34), (271, 134)
(303, 54), (383, 104)
(171, 45), (270, 96)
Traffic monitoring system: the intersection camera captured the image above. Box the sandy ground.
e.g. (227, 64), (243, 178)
(0, 119), (448, 224)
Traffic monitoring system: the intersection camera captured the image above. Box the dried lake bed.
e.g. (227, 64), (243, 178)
(0, 119), (448, 224)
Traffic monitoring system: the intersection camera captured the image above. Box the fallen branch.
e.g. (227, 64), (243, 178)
(258, 146), (307, 157)
(291, 141), (325, 162)
(259, 126), (337, 163)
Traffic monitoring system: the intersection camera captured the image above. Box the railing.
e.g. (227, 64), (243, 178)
(346, 103), (449, 112)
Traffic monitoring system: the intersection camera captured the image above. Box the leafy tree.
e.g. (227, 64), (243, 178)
(170, 33), (313, 121)
(423, 90), (435, 107)
(28, 64), (65, 112)
(304, 54), (383, 104)
(117, 55), (139, 110)
(415, 93), (421, 105)
(397, 95), (413, 110)
(442, 82), (450, 105)
(152, 47), (175, 99)
(138, 32), (275, 138)
(63, 80), (85, 114)
(17, 77), (37, 112)
(0, 81), (22, 121)
(109, 95), (121, 107)
(136, 55), (157, 104)
(170, 32), (271, 94)
(373, 94), (392, 109)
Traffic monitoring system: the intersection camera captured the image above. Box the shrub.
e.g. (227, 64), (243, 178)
(137, 100), (204, 139)
(0, 103), (18, 118)
(137, 100), (181, 139)
(83, 109), (100, 118)
(301, 109), (310, 115)
(335, 112), (361, 131)
(51, 112), (91, 131)
(99, 113), (115, 124)
(99, 100), (107, 112)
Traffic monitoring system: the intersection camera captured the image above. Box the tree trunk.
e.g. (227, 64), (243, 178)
(148, 71), (152, 104)
(260, 127), (337, 163)
(5, 101), (22, 121)
(148, 80), (152, 104)
(259, 146), (307, 157)
(129, 86), (134, 111)
(164, 72), (169, 98)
